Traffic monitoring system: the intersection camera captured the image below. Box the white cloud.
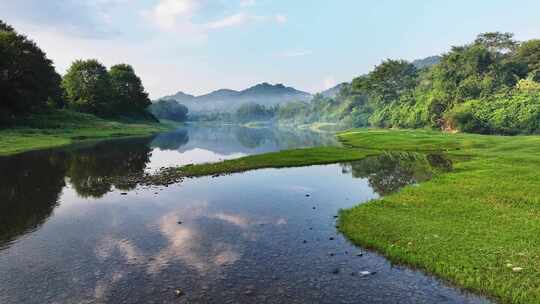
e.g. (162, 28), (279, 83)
(4, 0), (292, 99)
(205, 12), (261, 30)
(0, 0), (124, 38)
(145, 0), (200, 31)
(145, 0), (286, 32)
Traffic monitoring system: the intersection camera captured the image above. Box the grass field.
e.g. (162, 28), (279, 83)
(161, 128), (540, 303)
(0, 110), (173, 156)
(337, 129), (540, 304)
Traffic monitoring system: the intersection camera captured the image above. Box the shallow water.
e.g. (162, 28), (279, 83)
(0, 125), (489, 303)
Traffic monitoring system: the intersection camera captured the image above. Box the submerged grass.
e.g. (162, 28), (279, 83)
(164, 128), (540, 303)
(0, 110), (173, 156)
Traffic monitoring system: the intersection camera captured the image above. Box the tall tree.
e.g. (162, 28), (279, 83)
(360, 59), (418, 104)
(474, 32), (518, 54)
(62, 59), (111, 115)
(109, 64), (151, 114)
(0, 20), (62, 121)
(516, 39), (540, 81)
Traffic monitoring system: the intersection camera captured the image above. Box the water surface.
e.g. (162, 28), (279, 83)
(0, 125), (489, 303)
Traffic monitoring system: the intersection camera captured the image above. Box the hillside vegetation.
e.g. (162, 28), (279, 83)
(238, 32), (540, 136)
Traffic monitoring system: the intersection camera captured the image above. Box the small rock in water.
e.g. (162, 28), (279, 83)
(312, 206), (316, 210)
(331, 268), (340, 274)
(329, 237), (335, 241)
(174, 289), (184, 297)
(356, 252), (364, 257)
(177, 221), (183, 225)
(333, 215), (338, 219)
(244, 285), (255, 296)
(305, 194), (310, 197)
(302, 240), (307, 244)
(329, 252), (335, 257)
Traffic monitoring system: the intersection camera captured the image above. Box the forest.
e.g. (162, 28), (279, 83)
(0, 20), (156, 125)
(243, 32), (540, 135)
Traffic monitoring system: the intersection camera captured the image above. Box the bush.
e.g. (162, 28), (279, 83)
(445, 90), (540, 135)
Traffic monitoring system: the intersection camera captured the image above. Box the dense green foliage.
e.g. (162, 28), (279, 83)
(62, 59), (112, 115)
(277, 32), (540, 135)
(0, 20), (62, 124)
(63, 60), (154, 118)
(0, 20), (156, 125)
(149, 99), (189, 122)
(109, 64), (152, 116)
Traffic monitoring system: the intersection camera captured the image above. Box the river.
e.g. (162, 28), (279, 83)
(0, 125), (489, 303)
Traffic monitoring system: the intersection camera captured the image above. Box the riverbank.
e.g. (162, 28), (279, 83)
(0, 110), (174, 156)
(148, 128), (539, 303)
(338, 129), (540, 304)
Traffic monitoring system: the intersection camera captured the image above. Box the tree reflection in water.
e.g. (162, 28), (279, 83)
(341, 152), (453, 196)
(67, 137), (154, 197)
(0, 151), (67, 249)
(0, 136), (155, 249)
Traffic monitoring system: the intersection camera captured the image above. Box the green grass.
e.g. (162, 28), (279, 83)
(162, 128), (540, 303)
(337, 129), (540, 304)
(0, 110), (172, 156)
(173, 146), (372, 177)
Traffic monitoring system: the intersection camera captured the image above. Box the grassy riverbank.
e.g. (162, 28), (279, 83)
(0, 110), (173, 156)
(338, 129), (540, 304)
(160, 128), (539, 303)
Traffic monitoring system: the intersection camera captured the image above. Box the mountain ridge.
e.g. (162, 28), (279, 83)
(159, 83), (312, 113)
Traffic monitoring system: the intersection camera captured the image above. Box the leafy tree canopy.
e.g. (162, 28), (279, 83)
(109, 64), (151, 114)
(62, 59), (111, 115)
(356, 59), (418, 104)
(474, 32), (518, 54)
(0, 20), (62, 122)
(516, 39), (540, 81)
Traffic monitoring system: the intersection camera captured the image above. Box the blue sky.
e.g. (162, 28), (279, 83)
(2, 0), (540, 98)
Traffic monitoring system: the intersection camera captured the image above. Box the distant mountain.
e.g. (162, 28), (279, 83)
(159, 83), (311, 113)
(162, 91), (195, 103)
(319, 83), (348, 98)
(412, 55), (441, 69)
